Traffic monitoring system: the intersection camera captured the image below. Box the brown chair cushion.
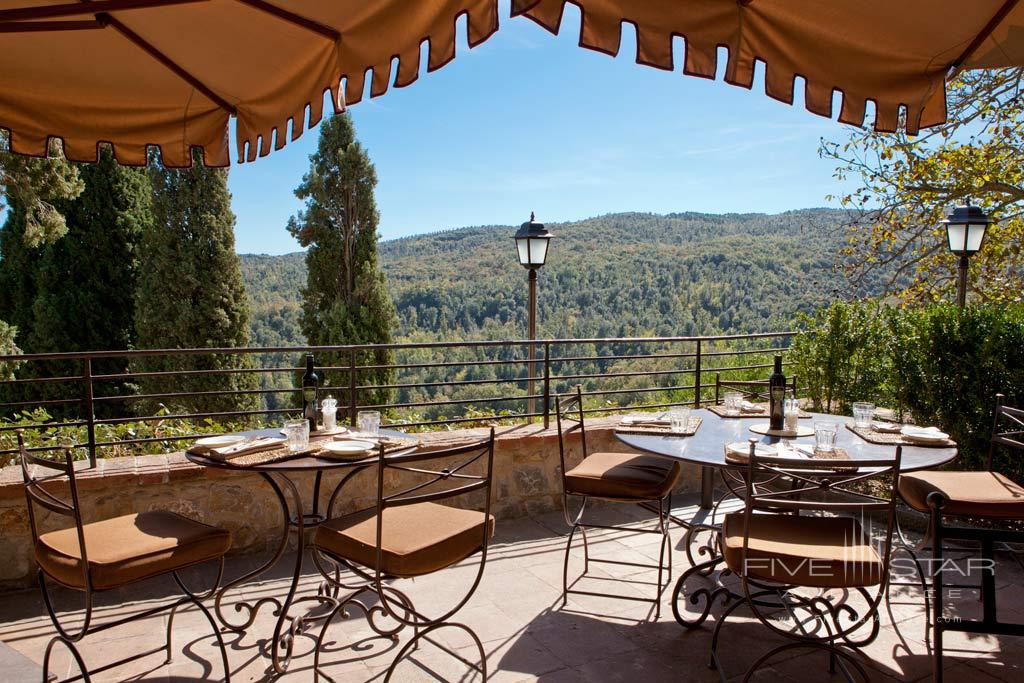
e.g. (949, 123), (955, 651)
(564, 451), (680, 500)
(314, 502), (494, 578)
(35, 511), (231, 590)
(721, 513), (883, 589)
(899, 470), (1024, 519)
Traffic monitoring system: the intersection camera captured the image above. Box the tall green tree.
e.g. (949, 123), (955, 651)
(288, 113), (397, 406)
(822, 68), (1024, 304)
(135, 151), (257, 416)
(0, 146), (147, 413)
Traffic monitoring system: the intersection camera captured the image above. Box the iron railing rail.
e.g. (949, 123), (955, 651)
(0, 332), (797, 465)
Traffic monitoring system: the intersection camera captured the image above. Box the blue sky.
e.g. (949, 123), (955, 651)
(229, 2), (859, 255)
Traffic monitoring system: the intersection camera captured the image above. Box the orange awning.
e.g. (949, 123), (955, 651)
(2, 0), (1023, 167)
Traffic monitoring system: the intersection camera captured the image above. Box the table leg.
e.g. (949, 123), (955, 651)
(213, 472), (290, 632)
(700, 466), (715, 509)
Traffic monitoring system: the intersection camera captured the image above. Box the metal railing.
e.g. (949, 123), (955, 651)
(0, 332), (796, 465)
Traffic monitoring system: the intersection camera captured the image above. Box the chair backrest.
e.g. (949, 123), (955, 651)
(714, 374), (798, 405)
(18, 431), (90, 589)
(738, 440), (903, 586)
(989, 393), (1024, 471)
(370, 428), (495, 626)
(554, 385), (587, 482)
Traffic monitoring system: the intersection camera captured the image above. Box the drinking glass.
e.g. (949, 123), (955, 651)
(724, 391), (742, 416)
(852, 401), (875, 428)
(283, 419), (310, 453)
(784, 398), (800, 432)
(669, 407), (692, 433)
(814, 420), (838, 453)
(357, 410), (381, 436)
(321, 396), (338, 431)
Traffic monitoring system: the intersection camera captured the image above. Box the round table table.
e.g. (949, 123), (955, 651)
(186, 427), (414, 674)
(613, 409), (958, 629)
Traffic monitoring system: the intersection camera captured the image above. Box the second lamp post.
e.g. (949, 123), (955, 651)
(514, 213), (554, 421)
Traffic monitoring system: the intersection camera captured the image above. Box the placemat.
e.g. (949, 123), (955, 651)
(725, 446), (852, 466)
(191, 435), (419, 467)
(846, 423), (956, 448)
(708, 404), (811, 419)
(615, 417), (703, 437)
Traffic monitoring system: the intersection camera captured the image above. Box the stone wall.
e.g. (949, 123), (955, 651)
(0, 418), (701, 591)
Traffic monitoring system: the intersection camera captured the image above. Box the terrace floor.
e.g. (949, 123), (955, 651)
(2, 497), (1023, 682)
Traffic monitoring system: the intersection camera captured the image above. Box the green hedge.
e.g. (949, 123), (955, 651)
(792, 301), (1024, 476)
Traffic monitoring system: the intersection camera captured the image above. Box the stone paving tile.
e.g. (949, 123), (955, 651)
(1, 508), (1023, 682)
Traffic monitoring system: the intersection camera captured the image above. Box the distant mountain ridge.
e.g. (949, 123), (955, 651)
(241, 208), (865, 347)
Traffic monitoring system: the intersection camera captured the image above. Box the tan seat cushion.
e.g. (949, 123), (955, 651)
(722, 513), (883, 589)
(564, 451), (680, 500)
(899, 470), (1024, 519)
(35, 511), (231, 590)
(314, 502), (494, 578)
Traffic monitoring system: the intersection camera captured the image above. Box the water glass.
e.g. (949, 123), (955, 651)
(724, 392), (742, 416)
(357, 410), (381, 436)
(784, 398), (800, 432)
(321, 396), (338, 431)
(852, 401), (875, 428)
(669, 407), (692, 433)
(814, 420), (838, 453)
(283, 419), (310, 453)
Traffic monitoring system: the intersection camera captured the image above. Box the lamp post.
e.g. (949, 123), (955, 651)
(941, 202), (992, 308)
(513, 213), (553, 421)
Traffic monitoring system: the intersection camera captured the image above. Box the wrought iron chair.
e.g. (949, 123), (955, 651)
(555, 385), (680, 617)
(894, 394), (1024, 682)
(713, 373), (797, 405)
(710, 440), (902, 681)
(311, 429), (495, 682)
(18, 431), (232, 683)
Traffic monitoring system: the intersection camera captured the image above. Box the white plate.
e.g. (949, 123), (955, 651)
(901, 426), (949, 443)
(321, 440), (376, 456)
(194, 434), (245, 448)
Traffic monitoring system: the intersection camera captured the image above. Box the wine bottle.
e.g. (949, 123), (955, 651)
(302, 354), (319, 432)
(769, 355), (786, 431)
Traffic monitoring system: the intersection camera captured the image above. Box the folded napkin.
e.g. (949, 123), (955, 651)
(195, 436), (284, 459)
(871, 421), (903, 433)
(739, 400), (763, 413)
(620, 413), (671, 426)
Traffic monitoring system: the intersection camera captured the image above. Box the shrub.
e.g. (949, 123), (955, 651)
(793, 301), (1024, 477)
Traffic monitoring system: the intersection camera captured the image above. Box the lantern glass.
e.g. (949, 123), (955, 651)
(515, 235), (549, 268)
(946, 223), (967, 253)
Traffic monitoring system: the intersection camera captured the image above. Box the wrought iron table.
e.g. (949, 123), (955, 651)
(615, 409), (958, 628)
(186, 427), (414, 674)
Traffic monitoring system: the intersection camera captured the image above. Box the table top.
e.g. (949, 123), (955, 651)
(615, 409), (957, 473)
(185, 427), (412, 472)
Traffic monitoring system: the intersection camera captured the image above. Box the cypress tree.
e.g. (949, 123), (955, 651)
(135, 151), (257, 416)
(288, 113), (397, 407)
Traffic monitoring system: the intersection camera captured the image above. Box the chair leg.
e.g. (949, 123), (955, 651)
(383, 622), (487, 683)
(930, 506), (945, 683)
(172, 566), (232, 683)
(43, 636), (91, 683)
(562, 522), (580, 608)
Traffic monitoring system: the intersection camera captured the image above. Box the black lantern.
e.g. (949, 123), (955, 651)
(513, 212), (553, 270)
(941, 202), (992, 307)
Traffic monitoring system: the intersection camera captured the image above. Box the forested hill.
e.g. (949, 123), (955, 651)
(241, 208), (866, 347)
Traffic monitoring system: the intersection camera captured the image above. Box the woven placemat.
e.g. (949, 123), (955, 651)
(194, 435), (419, 468)
(615, 417), (703, 437)
(725, 446), (852, 466)
(846, 423), (956, 448)
(708, 404), (811, 419)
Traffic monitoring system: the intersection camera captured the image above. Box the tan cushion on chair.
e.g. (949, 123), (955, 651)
(314, 502), (494, 578)
(899, 470), (1024, 519)
(564, 452), (680, 500)
(35, 511), (231, 590)
(721, 513), (883, 589)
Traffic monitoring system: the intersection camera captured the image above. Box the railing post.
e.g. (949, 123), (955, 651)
(83, 358), (96, 468)
(543, 342), (551, 429)
(693, 339), (702, 408)
(348, 349), (357, 427)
